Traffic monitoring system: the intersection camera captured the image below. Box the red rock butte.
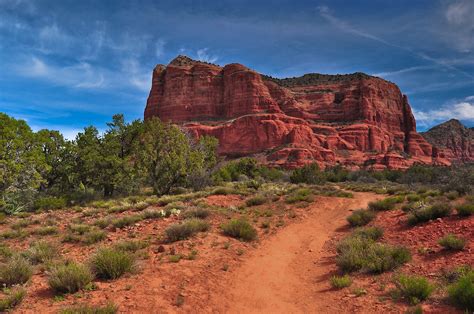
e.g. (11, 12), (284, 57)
(145, 55), (455, 169)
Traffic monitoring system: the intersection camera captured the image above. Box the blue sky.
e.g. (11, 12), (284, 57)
(1, 0), (473, 138)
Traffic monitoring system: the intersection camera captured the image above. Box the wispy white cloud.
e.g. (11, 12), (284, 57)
(444, 0), (474, 52)
(414, 96), (474, 127)
(316, 6), (394, 47)
(317, 5), (474, 80)
(17, 56), (106, 89)
(120, 58), (151, 92)
(155, 39), (166, 58)
(196, 48), (218, 63)
(373, 65), (435, 78)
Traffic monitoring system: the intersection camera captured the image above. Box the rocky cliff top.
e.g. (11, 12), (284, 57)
(145, 55), (459, 169)
(421, 119), (474, 162)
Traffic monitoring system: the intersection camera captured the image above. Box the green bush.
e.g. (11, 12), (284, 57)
(111, 215), (143, 228)
(33, 196), (67, 211)
(165, 218), (209, 242)
(68, 224), (92, 235)
(346, 209), (375, 227)
(211, 187), (237, 195)
(406, 194), (422, 202)
(364, 244), (411, 273)
(89, 248), (135, 280)
(336, 236), (410, 273)
(368, 196), (403, 211)
(182, 208), (210, 219)
(48, 262), (93, 294)
(330, 274), (352, 289)
(222, 219), (257, 242)
(438, 234), (466, 251)
(32, 225), (59, 236)
(23, 240), (58, 264)
(59, 303), (118, 314)
(213, 158), (261, 182)
(290, 163), (326, 184)
(113, 240), (148, 253)
(448, 271), (474, 311)
(352, 226), (383, 240)
(395, 274), (434, 304)
(408, 203), (452, 225)
(445, 191), (459, 200)
(285, 188), (314, 204)
(83, 229), (107, 245)
(0, 287), (26, 312)
(0, 256), (33, 286)
(245, 195), (267, 207)
(455, 203), (474, 217)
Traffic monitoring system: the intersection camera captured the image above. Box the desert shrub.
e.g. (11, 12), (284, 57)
(0, 287), (26, 312)
(68, 224), (91, 235)
(142, 209), (164, 219)
(442, 265), (472, 283)
(330, 274), (352, 289)
(438, 234), (466, 251)
(364, 244), (411, 273)
(447, 271), (474, 311)
(182, 208), (210, 219)
(395, 274), (434, 304)
(324, 165), (350, 182)
(213, 158), (261, 182)
(0, 255), (33, 286)
(285, 188), (314, 204)
(48, 262), (93, 294)
(445, 191), (459, 200)
(336, 236), (410, 273)
(258, 166), (285, 181)
(290, 163), (326, 185)
(59, 303), (118, 314)
(132, 201), (149, 211)
(336, 236), (373, 272)
(32, 225), (59, 236)
(83, 229), (107, 245)
(352, 226), (383, 240)
(93, 218), (111, 229)
(165, 218), (209, 242)
(407, 203), (452, 225)
(222, 219), (257, 242)
(211, 187), (237, 195)
(89, 248), (135, 280)
(368, 196), (403, 211)
(346, 209), (375, 227)
(0, 245), (13, 261)
(23, 240), (58, 264)
(33, 196), (67, 211)
(406, 194), (422, 202)
(455, 203), (474, 217)
(245, 195), (267, 207)
(111, 214), (143, 228)
(113, 240), (148, 253)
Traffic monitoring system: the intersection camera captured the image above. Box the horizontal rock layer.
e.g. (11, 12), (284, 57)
(421, 119), (474, 163)
(145, 55), (453, 169)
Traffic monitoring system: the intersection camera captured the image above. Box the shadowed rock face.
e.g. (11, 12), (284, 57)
(421, 119), (474, 163)
(144, 55), (451, 169)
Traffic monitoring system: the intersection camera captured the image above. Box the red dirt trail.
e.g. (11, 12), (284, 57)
(210, 193), (381, 313)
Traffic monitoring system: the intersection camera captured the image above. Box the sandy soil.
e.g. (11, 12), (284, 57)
(208, 192), (381, 313)
(8, 191), (471, 313)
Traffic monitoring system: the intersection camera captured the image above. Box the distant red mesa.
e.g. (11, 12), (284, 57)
(145, 55), (472, 169)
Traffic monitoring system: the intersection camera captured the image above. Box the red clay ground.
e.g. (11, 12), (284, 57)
(2, 190), (472, 313)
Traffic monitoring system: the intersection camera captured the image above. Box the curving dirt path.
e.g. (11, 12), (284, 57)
(214, 192), (381, 314)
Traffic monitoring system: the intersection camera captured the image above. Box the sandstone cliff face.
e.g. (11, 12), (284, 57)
(145, 55), (451, 169)
(421, 119), (474, 163)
